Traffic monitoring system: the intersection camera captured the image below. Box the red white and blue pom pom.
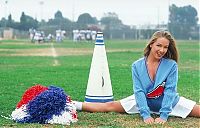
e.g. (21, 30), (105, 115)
(11, 84), (78, 125)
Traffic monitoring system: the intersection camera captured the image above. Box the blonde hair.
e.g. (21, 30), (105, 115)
(144, 30), (179, 62)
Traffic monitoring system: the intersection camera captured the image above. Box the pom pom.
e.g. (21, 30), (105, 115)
(18, 86), (67, 123)
(11, 84), (78, 125)
(16, 84), (48, 108)
(11, 105), (29, 121)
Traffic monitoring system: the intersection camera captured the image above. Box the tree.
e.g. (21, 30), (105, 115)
(7, 14), (15, 28)
(168, 4), (199, 39)
(19, 12), (38, 31)
(47, 10), (73, 31)
(100, 12), (124, 39)
(100, 12), (122, 27)
(55, 11), (63, 19)
(77, 13), (97, 26)
(0, 18), (7, 28)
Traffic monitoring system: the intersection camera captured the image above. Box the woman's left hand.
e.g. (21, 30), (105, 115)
(155, 117), (166, 124)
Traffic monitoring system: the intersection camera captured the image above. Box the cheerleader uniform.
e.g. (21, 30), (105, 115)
(120, 57), (196, 121)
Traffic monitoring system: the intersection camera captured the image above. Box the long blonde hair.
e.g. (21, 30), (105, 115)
(144, 31), (179, 62)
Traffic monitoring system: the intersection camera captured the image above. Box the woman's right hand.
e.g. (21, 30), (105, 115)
(144, 117), (154, 124)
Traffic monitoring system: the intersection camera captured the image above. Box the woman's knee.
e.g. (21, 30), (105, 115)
(189, 104), (200, 117)
(104, 101), (124, 112)
(104, 102), (116, 111)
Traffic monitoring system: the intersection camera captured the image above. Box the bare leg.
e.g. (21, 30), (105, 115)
(82, 101), (126, 113)
(189, 104), (200, 117)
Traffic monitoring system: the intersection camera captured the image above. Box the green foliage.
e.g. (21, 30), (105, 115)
(0, 40), (199, 127)
(19, 12), (38, 30)
(77, 13), (97, 25)
(46, 10), (72, 31)
(101, 12), (122, 26)
(54, 11), (63, 19)
(169, 4), (199, 39)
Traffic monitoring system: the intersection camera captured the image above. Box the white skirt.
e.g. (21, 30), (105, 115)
(120, 95), (196, 118)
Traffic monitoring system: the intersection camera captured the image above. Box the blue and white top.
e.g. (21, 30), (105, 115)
(132, 57), (180, 121)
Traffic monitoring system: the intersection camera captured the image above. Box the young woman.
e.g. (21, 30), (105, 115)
(74, 31), (200, 124)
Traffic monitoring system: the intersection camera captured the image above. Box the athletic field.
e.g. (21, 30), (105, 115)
(0, 39), (199, 127)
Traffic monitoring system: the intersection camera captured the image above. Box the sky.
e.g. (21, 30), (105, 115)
(0, 0), (199, 26)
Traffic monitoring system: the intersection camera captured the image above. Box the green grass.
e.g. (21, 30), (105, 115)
(0, 39), (199, 127)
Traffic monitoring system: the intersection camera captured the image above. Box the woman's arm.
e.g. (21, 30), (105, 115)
(159, 64), (178, 121)
(132, 64), (151, 120)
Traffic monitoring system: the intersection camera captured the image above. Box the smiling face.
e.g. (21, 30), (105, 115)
(149, 37), (169, 60)
(144, 31), (178, 62)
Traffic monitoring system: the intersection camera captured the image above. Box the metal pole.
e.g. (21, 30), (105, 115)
(39, 1), (44, 21)
(4, 0), (8, 28)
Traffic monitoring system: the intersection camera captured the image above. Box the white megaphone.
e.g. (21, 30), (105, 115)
(85, 32), (114, 102)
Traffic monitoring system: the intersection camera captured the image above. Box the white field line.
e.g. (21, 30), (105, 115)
(51, 43), (59, 66)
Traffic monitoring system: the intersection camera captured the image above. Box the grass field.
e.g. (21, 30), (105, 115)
(0, 39), (199, 128)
